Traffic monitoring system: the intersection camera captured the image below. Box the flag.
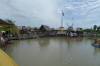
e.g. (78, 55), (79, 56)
(62, 11), (64, 16)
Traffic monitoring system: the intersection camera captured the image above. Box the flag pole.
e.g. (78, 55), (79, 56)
(61, 10), (64, 27)
(61, 14), (63, 27)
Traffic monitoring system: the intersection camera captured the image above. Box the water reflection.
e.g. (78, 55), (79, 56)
(37, 38), (50, 48)
(5, 37), (100, 66)
(93, 48), (100, 55)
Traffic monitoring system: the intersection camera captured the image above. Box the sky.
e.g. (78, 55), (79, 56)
(0, 0), (100, 28)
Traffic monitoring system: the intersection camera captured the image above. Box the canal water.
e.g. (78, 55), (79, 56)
(5, 37), (100, 66)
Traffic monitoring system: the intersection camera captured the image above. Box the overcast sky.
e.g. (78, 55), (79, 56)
(0, 0), (100, 28)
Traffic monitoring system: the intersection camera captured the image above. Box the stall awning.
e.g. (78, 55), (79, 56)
(0, 19), (13, 26)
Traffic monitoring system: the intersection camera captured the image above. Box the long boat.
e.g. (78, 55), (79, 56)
(0, 49), (17, 66)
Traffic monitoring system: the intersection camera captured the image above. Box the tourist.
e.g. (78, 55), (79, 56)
(0, 36), (6, 49)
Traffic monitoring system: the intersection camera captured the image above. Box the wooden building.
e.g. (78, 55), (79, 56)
(39, 25), (51, 32)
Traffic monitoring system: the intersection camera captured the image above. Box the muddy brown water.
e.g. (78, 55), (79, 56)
(5, 37), (100, 66)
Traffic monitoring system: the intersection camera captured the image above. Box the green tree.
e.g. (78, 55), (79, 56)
(83, 29), (92, 32)
(97, 26), (100, 31)
(80, 28), (83, 30)
(93, 25), (97, 31)
(0, 19), (19, 35)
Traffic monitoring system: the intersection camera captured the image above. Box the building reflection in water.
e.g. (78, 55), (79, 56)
(37, 37), (50, 48)
(66, 37), (83, 49)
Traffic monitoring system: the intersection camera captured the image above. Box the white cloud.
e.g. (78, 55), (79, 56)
(5, 0), (63, 27)
(0, 0), (100, 28)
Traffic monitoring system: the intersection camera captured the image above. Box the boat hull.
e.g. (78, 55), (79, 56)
(0, 49), (17, 66)
(92, 43), (100, 48)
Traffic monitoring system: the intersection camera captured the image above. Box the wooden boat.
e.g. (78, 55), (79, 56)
(94, 39), (100, 44)
(0, 49), (17, 66)
(92, 43), (100, 48)
(92, 39), (100, 48)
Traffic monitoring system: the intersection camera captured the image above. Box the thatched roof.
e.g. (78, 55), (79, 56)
(0, 19), (13, 26)
(40, 25), (51, 31)
(67, 26), (73, 31)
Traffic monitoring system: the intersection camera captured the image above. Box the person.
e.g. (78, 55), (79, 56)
(94, 39), (98, 44)
(0, 36), (6, 49)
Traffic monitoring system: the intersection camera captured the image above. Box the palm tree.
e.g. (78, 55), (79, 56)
(4, 19), (19, 35)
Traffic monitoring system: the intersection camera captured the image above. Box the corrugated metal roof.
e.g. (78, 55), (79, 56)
(0, 19), (13, 26)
